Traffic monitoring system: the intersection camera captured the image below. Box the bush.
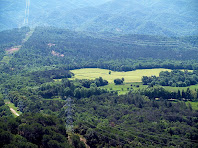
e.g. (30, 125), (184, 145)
(114, 79), (123, 85)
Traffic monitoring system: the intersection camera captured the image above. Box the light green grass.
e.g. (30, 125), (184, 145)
(163, 84), (198, 92)
(22, 28), (35, 43)
(1, 56), (12, 64)
(186, 101), (198, 110)
(70, 68), (171, 83)
(101, 82), (147, 95)
(4, 99), (21, 117)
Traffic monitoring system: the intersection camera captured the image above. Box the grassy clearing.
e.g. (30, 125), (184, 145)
(22, 28), (35, 43)
(1, 56), (12, 64)
(70, 68), (171, 83)
(70, 68), (198, 95)
(101, 82), (147, 95)
(4, 99), (21, 117)
(163, 84), (198, 92)
(186, 101), (198, 110)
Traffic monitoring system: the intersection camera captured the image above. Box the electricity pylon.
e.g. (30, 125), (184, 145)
(64, 97), (74, 132)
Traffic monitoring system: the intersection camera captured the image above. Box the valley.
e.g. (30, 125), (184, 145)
(0, 0), (198, 147)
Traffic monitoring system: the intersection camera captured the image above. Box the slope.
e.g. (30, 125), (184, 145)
(0, 0), (197, 36)
(6, 27), (198, 72)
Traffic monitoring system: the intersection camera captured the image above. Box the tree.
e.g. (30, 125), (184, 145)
(71, 134), (86, 148)
(114, 79), (123, 85)
(0, 131), (13, 147)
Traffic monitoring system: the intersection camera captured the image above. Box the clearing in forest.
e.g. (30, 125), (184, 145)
(70, 68), (171, 83)
(5, 45), (21, 54)
(1, 28), (34, 64)
(4, 100), (21, 117)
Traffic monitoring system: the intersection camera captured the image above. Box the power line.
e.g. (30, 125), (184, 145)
(24, 0), (30, 26)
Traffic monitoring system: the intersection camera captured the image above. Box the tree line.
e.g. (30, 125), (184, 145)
(142, 70), (198, 87)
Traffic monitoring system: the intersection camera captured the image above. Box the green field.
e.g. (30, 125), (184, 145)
(70, 68), (198, 95)
(70, 68), (171, 83)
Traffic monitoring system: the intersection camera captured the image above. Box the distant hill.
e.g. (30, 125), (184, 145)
(0, 27), (196, 71)
(0, 0), (197, 36)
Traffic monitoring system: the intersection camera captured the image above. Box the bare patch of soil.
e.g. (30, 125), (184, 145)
(51, 50), (64, 57)
(10, 108), (19, 116)
(48, 43), (56, 47)
(6, 47), (20, 54)
(80, 137), (90, 148)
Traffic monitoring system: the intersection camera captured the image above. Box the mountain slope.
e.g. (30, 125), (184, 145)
(0, 27), (196, 71)
(0, 0), (197, 36)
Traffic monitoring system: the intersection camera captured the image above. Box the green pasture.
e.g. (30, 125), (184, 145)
(70, 68), (171, 83)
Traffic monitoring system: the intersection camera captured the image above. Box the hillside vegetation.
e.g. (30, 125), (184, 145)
(2, 27), (198, 73)
(0, 24), (198, 147)
(1, 0), (197, 36)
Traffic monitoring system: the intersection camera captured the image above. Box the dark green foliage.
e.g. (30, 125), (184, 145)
(0, 98), (12, 117)
(27, 69), (74, 84)
(0, 113), (73, 148)
(142, 70), (198, 87)
(114, 78), (123, 85)
(139, 86), (198, 101)
(79, 77), (108, 88)
(74, 93), (198, 147)
(0, 130), (13, 147)
(4, 27), (198, 72)
(71, 134), (86, 148)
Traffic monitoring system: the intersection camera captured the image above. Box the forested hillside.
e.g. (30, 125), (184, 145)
(4, 27), (198, 72)
(0, 0), (198, 146)
(1, 0), (197, 36)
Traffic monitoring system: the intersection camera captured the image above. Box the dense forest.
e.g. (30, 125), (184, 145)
(0, 27), (197, 73)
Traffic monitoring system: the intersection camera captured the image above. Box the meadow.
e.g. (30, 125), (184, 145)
(70, 68), (198, 95)
(70, 68), (172, 83)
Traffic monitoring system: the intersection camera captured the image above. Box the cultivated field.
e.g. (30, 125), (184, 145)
(70, 68), (172, 83)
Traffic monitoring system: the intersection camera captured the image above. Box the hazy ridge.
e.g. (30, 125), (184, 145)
(1, 0), (197, 36)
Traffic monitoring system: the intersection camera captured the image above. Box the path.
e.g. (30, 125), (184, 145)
(10, 108), (19, 116)
(5, 100), (20, 117)
(80, 136), (90, 148)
